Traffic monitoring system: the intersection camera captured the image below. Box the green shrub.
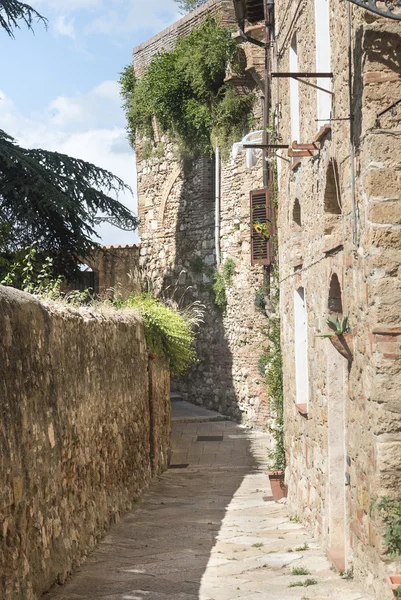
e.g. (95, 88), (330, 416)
(266, 316), (285, 471)
(258, 350), (270, 377)
(123, 293), (199, 375)
(377, 497), (401, 558)
(120, 18), (254, 157)
(255, 287), (266, 310)
(211, 257), (235, 311)
(1, 243), (63, 297)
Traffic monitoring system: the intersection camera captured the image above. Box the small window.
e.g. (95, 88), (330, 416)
(328, 273), (343, 314)
(324, 160), (341, 215)
(293, 199), (302, 227)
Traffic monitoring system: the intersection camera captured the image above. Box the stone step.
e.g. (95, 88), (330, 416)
(171, 400), (229, 423)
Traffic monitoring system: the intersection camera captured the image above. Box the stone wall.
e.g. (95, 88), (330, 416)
(133, 0), (270, 425)
(271, 0), (401, 595)
(87, 244), (141, 299)
(0, 286), (170, 600)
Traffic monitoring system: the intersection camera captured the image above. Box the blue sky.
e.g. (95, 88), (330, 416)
(0, 0), (181, 244)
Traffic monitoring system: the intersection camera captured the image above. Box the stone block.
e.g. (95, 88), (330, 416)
(368, 201), (401, 224)
(363, 170), (401, 199)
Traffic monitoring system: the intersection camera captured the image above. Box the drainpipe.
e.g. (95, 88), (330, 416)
(215, 144), (221, 266)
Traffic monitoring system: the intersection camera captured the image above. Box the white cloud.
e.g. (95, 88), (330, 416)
(54, 15), (76, 39)
(0, 86), (137, 246)
(35, 0), (180, 37)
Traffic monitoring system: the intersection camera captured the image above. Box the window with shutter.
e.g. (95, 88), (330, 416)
(250, 187), (276, 266)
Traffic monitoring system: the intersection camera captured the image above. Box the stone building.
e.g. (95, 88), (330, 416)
(133, 0), (271, 425)
(233, 0), (401, 598)
(66, 245), (141, 300)
(132, 0), (401, 595)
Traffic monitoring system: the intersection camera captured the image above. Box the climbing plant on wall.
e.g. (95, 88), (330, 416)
(120, 18), (254, 157)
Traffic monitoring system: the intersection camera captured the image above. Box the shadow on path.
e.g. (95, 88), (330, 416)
(43, 409), (371, 600)
(42, 413), (267, 600)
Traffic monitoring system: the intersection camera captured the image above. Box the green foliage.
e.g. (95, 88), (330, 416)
(0, 243), (95, 306)
(288, 578), (317, 588)
(254, 286), (267, 311)
(222, 257), (235, 284)
(289, 514), (301, 524)
(0, 0), (47, 37)
(174, 0), (208, 13)
(396, 585), (401, 600)
(120, 19), (254, 157)
(317, 314), (351, 338)
(0, 129), (137, 278)
(258, 350), (270, 377)
(295, 542), (309, 551)
(0, 8), (137, 280)
(291, 566), (310, 576)
(122, 293), (200, 375)
(377, 497), (401, 558)
(211, 257), (236, 311)
(1, 243), (62, 297)
(266, 316), (285, 471)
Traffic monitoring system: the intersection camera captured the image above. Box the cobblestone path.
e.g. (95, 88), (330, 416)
(44, 403), (372, 600)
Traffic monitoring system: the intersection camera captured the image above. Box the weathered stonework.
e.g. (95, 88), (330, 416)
(133, 0), (270, 425)
(0, 286), (170, 600)
(268, 0), (401, 596)
(87, 244), (141, 299)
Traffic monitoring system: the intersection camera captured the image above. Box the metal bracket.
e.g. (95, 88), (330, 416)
(93, 215), (138, 231)
(375, 97), (401, 126)
(238, 28), (266, 48)
(349, 0), (401, 20)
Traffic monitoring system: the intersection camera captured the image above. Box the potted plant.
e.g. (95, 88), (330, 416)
(264, 317), (288, 502)
(385, 576), (401, 598)
(317, 314), (353, 361)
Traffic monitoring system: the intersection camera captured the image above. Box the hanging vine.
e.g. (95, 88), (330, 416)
(120, 18), (255, 157)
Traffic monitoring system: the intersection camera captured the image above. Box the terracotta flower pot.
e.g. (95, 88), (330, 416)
(266, 470), (288, 502)
(385, 575), (401, 597)
(329, 332), (353, 361)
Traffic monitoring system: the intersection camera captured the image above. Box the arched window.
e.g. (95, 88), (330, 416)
(293, 198), (302, 228)
(328, 273), (343, 314)
(324, 160), (341, 215)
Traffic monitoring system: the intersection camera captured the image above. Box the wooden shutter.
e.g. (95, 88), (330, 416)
(250, 187), (277, 266)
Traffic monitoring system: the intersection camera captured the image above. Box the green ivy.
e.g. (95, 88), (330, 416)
(120, 18), (254, 157)
(377, 497), (401, 558)
(211, 257), (236, 311)
(122, 293), (199, 375)
(266, 316), (285, 471)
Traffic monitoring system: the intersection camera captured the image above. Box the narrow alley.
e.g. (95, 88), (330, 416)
(43, 402), (372, 600)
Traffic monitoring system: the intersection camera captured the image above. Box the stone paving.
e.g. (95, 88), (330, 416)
(43, 405), (373, 600)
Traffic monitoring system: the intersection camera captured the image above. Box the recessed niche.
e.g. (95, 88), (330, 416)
(293, 198), (302, 228)
(328, 273), (343, 315)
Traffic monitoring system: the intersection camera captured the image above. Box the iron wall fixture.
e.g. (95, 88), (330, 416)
(349, 0), (401, 19)
(93, 215), (138, 231)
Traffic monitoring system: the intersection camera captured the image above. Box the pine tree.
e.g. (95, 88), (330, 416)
(0, 0), (47, 37)
(0, 0), (138, 278)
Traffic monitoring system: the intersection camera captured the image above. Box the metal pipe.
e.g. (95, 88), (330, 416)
(215, 144), (221, 266)
(348, 1), (357, 246)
